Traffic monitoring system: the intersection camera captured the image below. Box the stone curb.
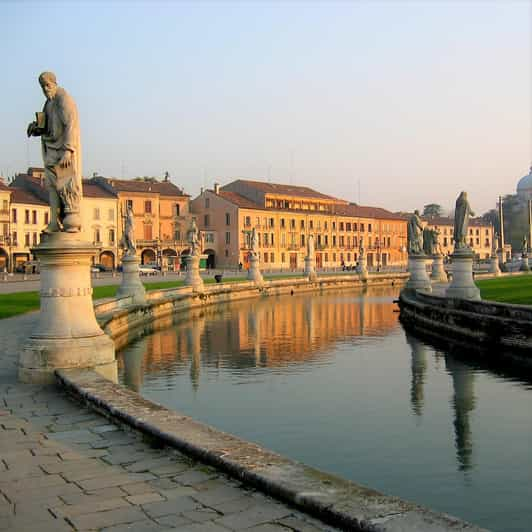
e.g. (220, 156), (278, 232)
(56, 369), (486, 532)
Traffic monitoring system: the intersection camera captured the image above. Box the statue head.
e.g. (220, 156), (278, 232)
(38, 71), (58, 100)
(414, 209), (420, 216)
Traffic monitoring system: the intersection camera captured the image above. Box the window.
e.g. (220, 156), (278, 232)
(476, 238), (480, 245)
(270, 252), (274, 263)
(225, 249), (228, 257)
(360, 223), (365, 232)
(94, 228), (101, 243)
(225, 213), (231, 226)
(280, 218), (285, 229)
(325, 235), (329, 245)
(126, 199), (133, 211)
(144, 224), (152, 240)
(339, 236), (345, 247)
(353, 223), (358, 231)
(225, 232), (231, 244)
(281, 252), (285, 263)
(332, 235), (336, 246)
(205, 197), (210, 208)
(263, 233), (268, 246)
(368, 223), (372, 232)
(485, 239), (490, 247)
(12, 231), (17, 245)
(25, 210), (30, 224)
(245, 216), (251, 227)
(204, 214), (210, 227)
(2, 223), (7, 236)
(109, 229), (115, 244)
(290, 219), (296, 229)
(339, 222), (344, 231)
(324, 253), (328, 262)
(174, 203), (180, 216)
(475, 229), (479, 236)
(300, 220), (305, 229)
(264, 252), (268, 263)
(108, 209), (114, 221)
(309, 220), (314, 229)
(346, 223), (351, 231)
(144, 201), (152, 214)
(301, 234), (305, 247)
(281, 233), (286, 246)
(32, 210), (37, 224)
(1, 200), (7, 212)
(332, 222), (336, 230)
(12, 209), (17, 223)
(44, 212), (49, 225)
(25, 233), (30, 247)
(94, 208), (100, 220)
(443, 237), (448, 246)
(332, 253), (336, 262)
(270, 233), (274, 246)
(269, 218), (274, 228)
(32, 233), (38, 246)
(174, 229), (181, 241)
(205, 232), (214, 243)
(324, 221), (328, 230)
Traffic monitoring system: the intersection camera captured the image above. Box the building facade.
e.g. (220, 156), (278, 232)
(422, 216), (494, 259)
(0, 179), (12, 271)
(89, 176), (191, 269)
(190, 180), (408, 269)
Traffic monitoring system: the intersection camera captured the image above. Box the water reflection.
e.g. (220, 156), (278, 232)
(116, 287), (532, 531)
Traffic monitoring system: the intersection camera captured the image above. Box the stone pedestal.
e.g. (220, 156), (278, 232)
(184, 254), (204, 290)
(304, 256), (317, 281)
(356, 254), (368, 280)
(116, 254), (146, 304)
(445, 249), (480, 300)
(19, 232), (116, 384)
(488, 254), (501, 276)
(430, 254), (448, 282)
(520, 253), (530, 272)
(406, 254), (432, 292)
(247, 254), (264, 286)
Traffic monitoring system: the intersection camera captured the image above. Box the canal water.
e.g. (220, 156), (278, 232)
(117, 287), (532, 532)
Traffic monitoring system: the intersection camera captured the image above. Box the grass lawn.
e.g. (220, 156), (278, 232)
(0, 277), (249, 320)
(476, 275), (532, 305)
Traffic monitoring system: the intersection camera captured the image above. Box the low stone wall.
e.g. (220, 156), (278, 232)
(399, 288), (532, 355)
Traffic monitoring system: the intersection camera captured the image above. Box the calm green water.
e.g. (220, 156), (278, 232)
(117, 287), (532, 531)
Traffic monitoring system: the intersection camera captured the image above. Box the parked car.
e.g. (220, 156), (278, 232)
(139, 264), (159, 276)
(92, 263), (112, 272)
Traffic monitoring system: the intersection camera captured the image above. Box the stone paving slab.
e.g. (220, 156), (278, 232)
(0, 312), (343, 531)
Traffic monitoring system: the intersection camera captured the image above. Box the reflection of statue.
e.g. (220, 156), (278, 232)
(27, 72), (82, 233)
(454, 192), (475, 251)
(251, 227), (259, 257)
(121, 205), (136, 256)
(407, 210), (424, 254)
(188, 219), (199, 255)
(307, 234), (315, 259)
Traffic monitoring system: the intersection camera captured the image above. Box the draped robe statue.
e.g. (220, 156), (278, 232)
(453, 192), (475, 251)
(307, 234), (315, 259)
(251, 227), (259, 257)
(188, 219), (200, 255)
(407, 210), (424, 255)
(27, 72), (82, 233)
(121, 205), (136, 256)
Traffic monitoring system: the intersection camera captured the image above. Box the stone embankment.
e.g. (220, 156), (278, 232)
(399, 288), (532, 359)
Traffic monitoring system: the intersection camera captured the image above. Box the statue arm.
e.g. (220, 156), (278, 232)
(57, 93), (79, 154)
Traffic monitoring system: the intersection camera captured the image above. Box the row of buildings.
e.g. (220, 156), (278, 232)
(0, 168), (495, 272)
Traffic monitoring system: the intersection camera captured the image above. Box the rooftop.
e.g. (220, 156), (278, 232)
(9, 187), (48, 206)
(92, 176), (188, 197)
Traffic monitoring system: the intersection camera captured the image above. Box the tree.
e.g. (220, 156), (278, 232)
(422, 204), (443, 218)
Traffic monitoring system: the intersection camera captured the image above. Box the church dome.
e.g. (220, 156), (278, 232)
(517, 165), (532, 194)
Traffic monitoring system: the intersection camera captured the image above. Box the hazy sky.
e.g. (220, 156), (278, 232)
(2, 0), (531, 214)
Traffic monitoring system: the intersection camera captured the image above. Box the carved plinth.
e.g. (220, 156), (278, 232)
(19, 232), (116, 384)
(406, 254), (432, 292)
(247, 255), (264, 286)
(445, 249), (480, 300)
(488, 254), (501, 276)
(116, 254), (146, 304)
(184, 254), (204, 290)
(356, 255), (368, 280)
(304, 257), (317, 282)
(520, 254), (530, 272)
(430, 254), (448, 282)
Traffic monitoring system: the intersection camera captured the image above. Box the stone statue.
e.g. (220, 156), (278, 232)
(307, 234), (315, 259)
(188, 219), (200, 255)
(493, 231), (499, 252)
(522, 235), (528, 254)
(423, 228), (441, 256)
(453, 191), (475, 251)
(251, 227), (259, 257)
(121, 205), (136, 256)
(407, 210), (424, 255)
(27, 72), (82, 233)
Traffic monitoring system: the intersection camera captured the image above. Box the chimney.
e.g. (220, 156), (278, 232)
(214, 183), (220, 195)
(200, 187), (204, 195)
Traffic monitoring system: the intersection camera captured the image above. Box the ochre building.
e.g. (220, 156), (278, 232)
(190, 180), (408, 269)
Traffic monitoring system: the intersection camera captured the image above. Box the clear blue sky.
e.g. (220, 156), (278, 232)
(2, 0), (531, 214)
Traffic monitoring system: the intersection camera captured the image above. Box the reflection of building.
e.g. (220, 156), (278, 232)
(191, 180), (407, 269)
(445, 356), (476, 472)
(406, 333), (428, 417)
(118, 291), (400, 387)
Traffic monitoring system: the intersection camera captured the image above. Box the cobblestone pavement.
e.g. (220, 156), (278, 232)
(0, 314), (338, 531)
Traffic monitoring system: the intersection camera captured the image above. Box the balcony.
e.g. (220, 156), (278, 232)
(137, 239), (158, 247)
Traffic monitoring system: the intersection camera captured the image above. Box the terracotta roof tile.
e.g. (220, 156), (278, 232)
(334, 203), (407, 221)
(226, 180), (343, 202)
(423, 216), (491, 227)
(97, 177), (188, 197)
(217, 190), (262, 209)
(9, 187), (48, 206)
(82, 180), (116, 199)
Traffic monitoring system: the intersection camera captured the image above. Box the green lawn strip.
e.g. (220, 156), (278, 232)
(0, 277), (251, 319)
(476, 275), (532, 305)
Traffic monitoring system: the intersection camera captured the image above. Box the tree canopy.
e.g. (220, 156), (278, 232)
(422, 204), (444, 218)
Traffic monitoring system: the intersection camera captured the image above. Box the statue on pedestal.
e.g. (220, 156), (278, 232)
(307, 234), (315, 259)
(407, 210), (424, 255)
(251, 227), (259, 257)
(453, 192), (475, 251)
(27, 72), (82, 233)
(121, 205), (136, 256)
(522, 235), (528, 254)
(188, 219), (200, 255)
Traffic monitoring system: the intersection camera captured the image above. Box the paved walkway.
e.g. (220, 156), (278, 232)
(0, 313), (338, 531)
